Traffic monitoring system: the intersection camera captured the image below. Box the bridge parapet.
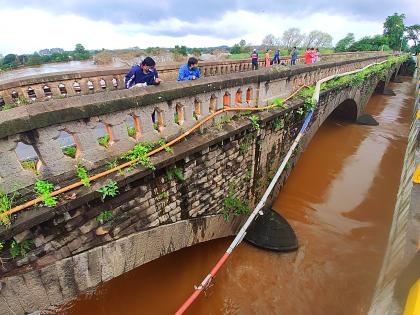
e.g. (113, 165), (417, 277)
(0, 54), (390, 194)
(0, 51), (387, 106)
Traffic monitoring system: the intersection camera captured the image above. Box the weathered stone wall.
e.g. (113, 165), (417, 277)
(0, 55), (402, 314)
(368, 71), (420, 315)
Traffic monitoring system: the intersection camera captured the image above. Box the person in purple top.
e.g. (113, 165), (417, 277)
(124, 57), (162, 89)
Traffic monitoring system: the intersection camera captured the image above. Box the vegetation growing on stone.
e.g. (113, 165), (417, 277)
(122, 142), (156, 170)
(9, 239), (34, 258)
(0, 190), (18, 227)
(21, 160), (37, 173)
(248, 115), (261, 131)
(34, 180), (57, 207)
(96, 180), (119, 202)
(159, 191), (169, 200)
(126, 124), (136, 138)
(98, 134), (110, 148)
(222, 189), (251, 221)
(63, 146), (77, 158)
(166, 166), (185, 182)
(96, 210), (113, 223)
(158, 138), (174, 154)
(77, 164), (90, 187)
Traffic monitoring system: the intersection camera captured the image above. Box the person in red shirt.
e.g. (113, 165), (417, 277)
(304, 48), (312, 64)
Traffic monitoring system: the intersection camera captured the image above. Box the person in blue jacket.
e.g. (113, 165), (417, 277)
(272, 49), (280, 64)
(125, 57), (162, 88)
(178, 57), (200, 81)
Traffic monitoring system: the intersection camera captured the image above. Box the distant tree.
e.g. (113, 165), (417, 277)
(174, 45), (187, 56)
(145, 47), (163, 55)
(303, 30), (320, 48)
(261, 34), (279, 48)
(230, 44), (241, 54)
(191, 48), (201, 57)
(281, 28), (305, 51)
(239, 39), (246, 48)
(3, 54), (17, 65)
(383, 13), (406, 51)
(335, 33), (355, 52)
(348, 35), (389, 51)
(406, 24), (420, 53)
(27, 53), (43, 66)
(73, 43), (90, 60)
(75, 43), (87, 54)
(314, 32), (333, 48)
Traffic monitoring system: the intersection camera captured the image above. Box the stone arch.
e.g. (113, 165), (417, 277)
(374, 80), (386, 94)
(330, 99), (358, 121)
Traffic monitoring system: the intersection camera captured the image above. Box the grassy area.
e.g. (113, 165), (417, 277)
(228, 48), (334, 59)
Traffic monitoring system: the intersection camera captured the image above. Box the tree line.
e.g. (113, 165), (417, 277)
(336, 14), (419, 53)
(0, 44), (91, 71)
(229, 13), (419, 55)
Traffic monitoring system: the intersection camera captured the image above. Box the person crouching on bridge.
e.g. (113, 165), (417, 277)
(125, 57), (162, 89)
(178, 57), (201, 81)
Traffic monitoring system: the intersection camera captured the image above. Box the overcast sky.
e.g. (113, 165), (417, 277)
(0, 0), (418, 55)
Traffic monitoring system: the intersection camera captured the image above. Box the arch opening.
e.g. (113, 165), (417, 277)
(329, 99), (358, 121)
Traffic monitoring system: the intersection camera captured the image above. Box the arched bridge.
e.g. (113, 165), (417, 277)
(0, 52), (406, 314)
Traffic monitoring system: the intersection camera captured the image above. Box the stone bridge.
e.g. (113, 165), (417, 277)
(0, 52), (405, 314)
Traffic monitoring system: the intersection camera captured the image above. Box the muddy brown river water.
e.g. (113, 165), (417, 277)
(53, 77), (415, 315)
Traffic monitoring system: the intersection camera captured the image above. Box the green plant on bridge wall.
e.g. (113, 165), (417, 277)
(165, 166), (185, 182)
(76, 164), (90, 187)
(96, 179), (119, 202)
(248, 115), (261, 131)
(9, 239), (34, 258)
(34, 180), (57, 207)
(222, 188), (251, 222)
(96, 210), (113, 223)
(0, 190), (18, 227)
(121, 142), (156, 171)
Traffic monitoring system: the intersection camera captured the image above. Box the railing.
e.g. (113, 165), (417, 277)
(0, 51), (388, 106)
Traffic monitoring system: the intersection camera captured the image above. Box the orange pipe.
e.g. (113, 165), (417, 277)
(0, 86), (308, 219)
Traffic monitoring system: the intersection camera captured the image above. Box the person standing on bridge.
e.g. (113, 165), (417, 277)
(251, 49), (259, 70)
(265, 49), (271, 67)
(314, 48), (321, 62)
(177, 57), (201, 81)
(291, 47), (298, 65)
(125, 57), (162, 89)
(304, 48), (312, 64)
(272, 49), (280, 64)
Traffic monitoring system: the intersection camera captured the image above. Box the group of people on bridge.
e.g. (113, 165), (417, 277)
(124, 48), (320, 89)
(125, 56), (200, 89)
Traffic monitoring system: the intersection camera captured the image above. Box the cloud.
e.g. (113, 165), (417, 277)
(1, 0), (418, 25)
(0, 0), (417, 55)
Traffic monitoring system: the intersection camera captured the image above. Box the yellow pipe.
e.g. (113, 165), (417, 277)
(414, 164), (420, 184)
(404, 278), (420, 315)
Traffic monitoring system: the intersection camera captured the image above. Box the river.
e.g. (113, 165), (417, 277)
(51, 76), (415, 315)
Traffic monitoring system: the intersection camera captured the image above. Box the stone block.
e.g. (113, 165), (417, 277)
(56, 257), (78, 301)
(79, 219), (99, 234)
(101, 242), (116, 282)
(87, 246), (102, 287)
(39, 263), (64, 306)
